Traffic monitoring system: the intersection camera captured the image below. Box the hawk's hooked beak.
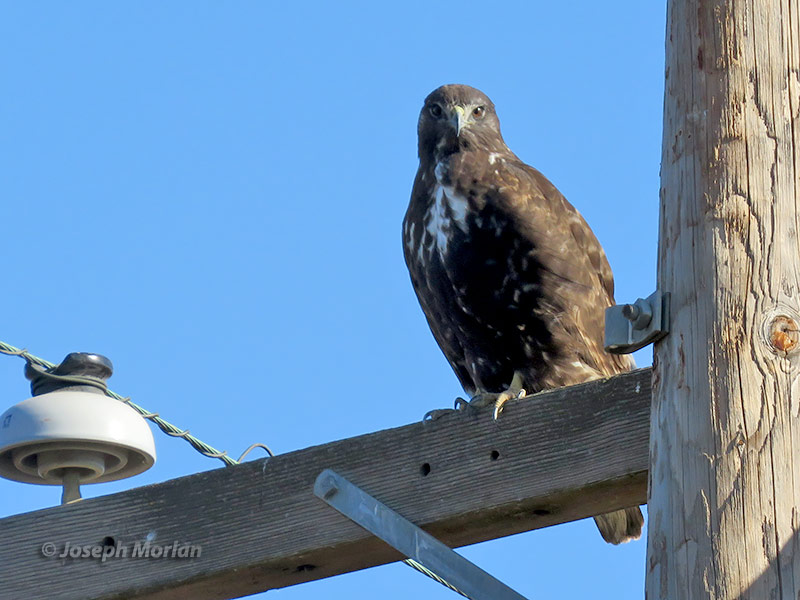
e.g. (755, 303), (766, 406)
(450, 105), (466, 137)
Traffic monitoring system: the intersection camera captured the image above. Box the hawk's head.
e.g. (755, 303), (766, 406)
(417, 84), (507, 162)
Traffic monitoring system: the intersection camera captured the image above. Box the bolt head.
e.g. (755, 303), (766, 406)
(621, 304), (640, 322)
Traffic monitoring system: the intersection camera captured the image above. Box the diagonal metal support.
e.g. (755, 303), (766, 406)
(313, 469), (531, 600)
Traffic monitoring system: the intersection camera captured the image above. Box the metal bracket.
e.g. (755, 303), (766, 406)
(604, 290), (670, 354)
(313, 469), (530, 600)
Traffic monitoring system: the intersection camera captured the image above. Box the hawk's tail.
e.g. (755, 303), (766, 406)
(593, 506), (644, 545)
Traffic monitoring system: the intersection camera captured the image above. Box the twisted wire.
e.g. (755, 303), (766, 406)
(403, 559), (470, 598)
(0, 341), (239, 466)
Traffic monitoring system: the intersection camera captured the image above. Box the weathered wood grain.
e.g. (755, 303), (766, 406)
(0, 369), (650, 600)
(649, 1), (800, 598)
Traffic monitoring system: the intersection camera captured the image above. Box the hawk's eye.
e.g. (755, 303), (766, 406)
(429, 104), (443, 118)
(472, 106), (486, 119)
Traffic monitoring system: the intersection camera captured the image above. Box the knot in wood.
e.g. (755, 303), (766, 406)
(768, 315), (799, 356)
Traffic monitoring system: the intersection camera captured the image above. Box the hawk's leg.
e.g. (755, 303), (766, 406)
(468, 371), (526, 420)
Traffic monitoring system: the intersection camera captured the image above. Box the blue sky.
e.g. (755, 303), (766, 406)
(0, 2), (665, 598)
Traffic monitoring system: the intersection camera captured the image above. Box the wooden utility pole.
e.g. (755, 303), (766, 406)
(648, 0), (800, 598)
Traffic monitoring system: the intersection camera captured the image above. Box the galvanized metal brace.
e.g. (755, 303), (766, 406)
(313, 469), (530, 600)
(605, 290), (670, 354)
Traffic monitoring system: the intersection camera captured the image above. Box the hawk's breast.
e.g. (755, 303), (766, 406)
(410, 160), (472, 265)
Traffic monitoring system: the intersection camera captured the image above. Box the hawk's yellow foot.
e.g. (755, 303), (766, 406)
(467, 371), (526, 420)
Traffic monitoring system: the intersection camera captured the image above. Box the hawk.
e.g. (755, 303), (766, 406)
(402, 84), (643, 545)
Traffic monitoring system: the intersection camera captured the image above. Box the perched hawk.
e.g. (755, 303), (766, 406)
(402, 84), (643, 545)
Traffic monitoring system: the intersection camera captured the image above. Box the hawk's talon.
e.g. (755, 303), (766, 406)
(491, 391), (513, 420)
(492, 403), (504, 421)
(491, 387), (527, 420)
(454, 397), (470, 411)
(423, 397), (475, 422)
(423, 408), (455, 422)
